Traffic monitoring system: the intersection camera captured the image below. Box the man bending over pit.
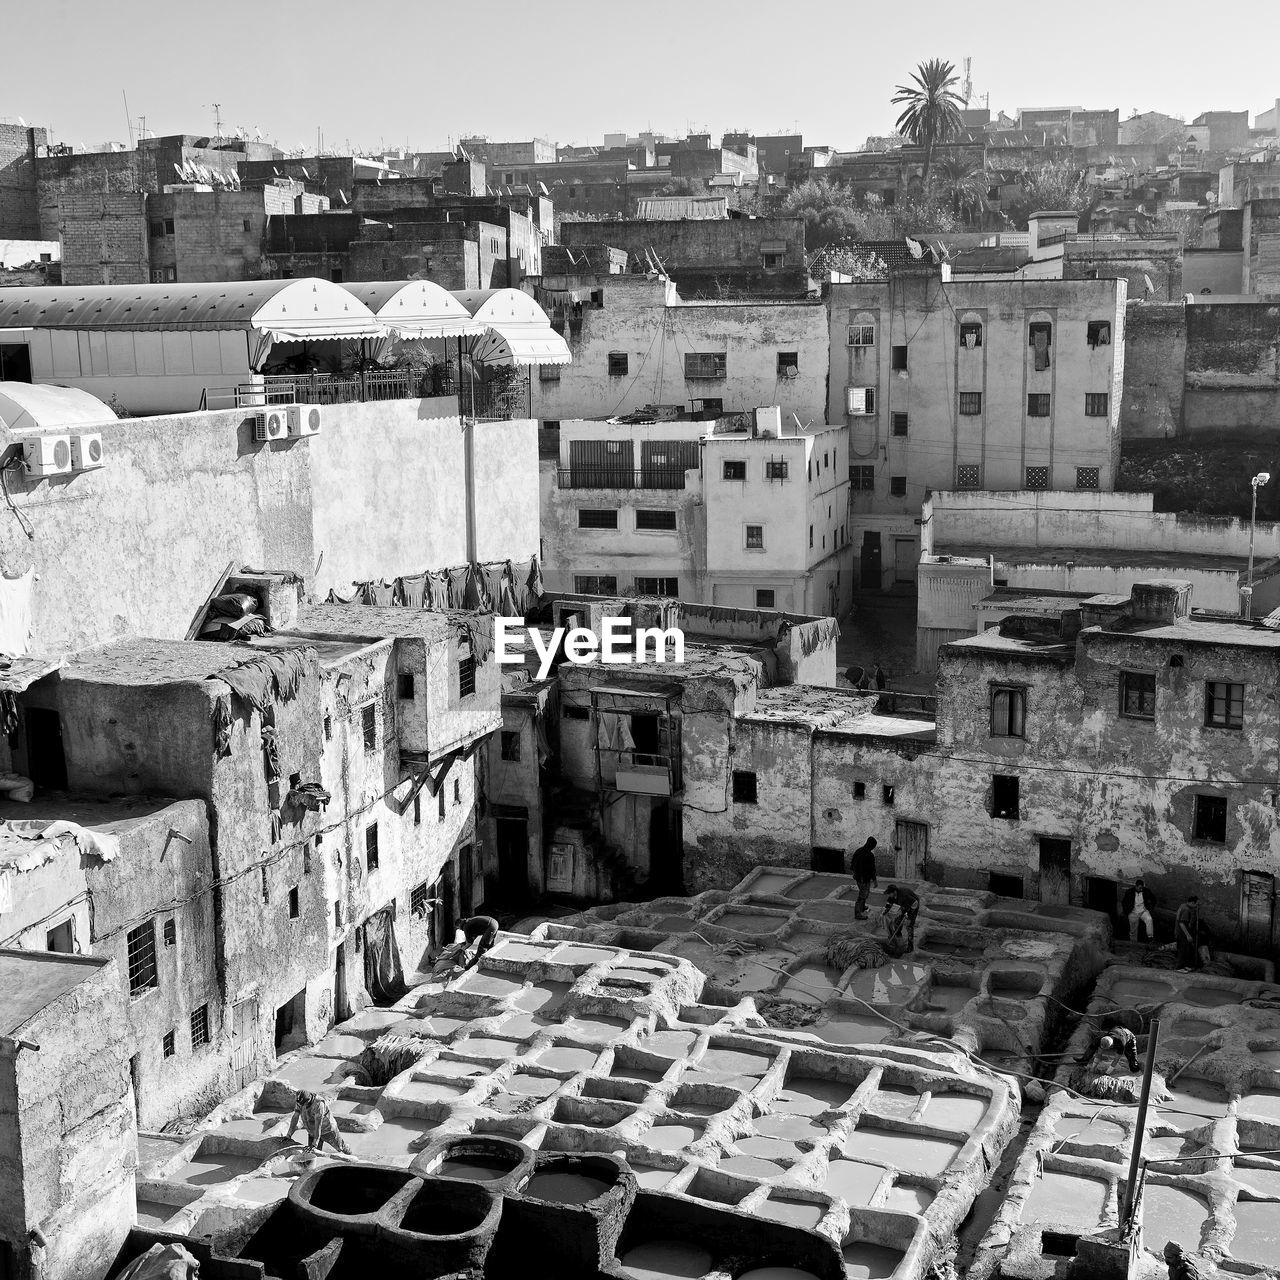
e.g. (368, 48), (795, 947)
(456, 914), (501, 971)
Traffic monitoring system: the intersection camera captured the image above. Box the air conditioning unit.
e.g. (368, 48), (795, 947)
(22, 435), (72, 477)
(252, 408), (288, 443)
(846, 386), (870, 415)
(71, 434), (105, 470)
(287, 404), (322, 437)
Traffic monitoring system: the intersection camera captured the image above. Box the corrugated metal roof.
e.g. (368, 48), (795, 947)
(342, 280), (487, 339)
(634, 196), (728, 220)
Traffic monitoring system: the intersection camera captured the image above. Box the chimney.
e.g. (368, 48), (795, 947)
(1128, 580), (1193, 624)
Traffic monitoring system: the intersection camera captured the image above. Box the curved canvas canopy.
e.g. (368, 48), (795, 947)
(343, 280), (487, 340)
(451, 289), (572, 366)
(0, 279), (383, 343)
(0, 382), (117, 433)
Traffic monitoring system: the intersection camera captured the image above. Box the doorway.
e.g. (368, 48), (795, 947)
(334, 942), (349, 1023)
(24, 707), (67, 790)
(1083, 876), (1119, 916)
(893, 538), (918, 585)
(274, 989), (306, 1053)
(893, 819), (928, 880)
(648, 802), (683, 895)
(811, 847), (844, 872)
(45, 919), (74, 953)
(0, 342), (32, 383)
(1038, 838), (1072, 905)
(860, 531), (882, 590)
(128, 1053), (142, 1117)
(1241, 870), (1276, 952)
(496, 816), (529, 901)
(458, 843), (474, 916)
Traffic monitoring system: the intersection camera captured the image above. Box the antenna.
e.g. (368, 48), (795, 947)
(212, 102), (222, 138)
(122, 90), (134, 147)
(962, 57), (973, 106)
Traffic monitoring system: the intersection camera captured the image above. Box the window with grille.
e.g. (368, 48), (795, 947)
(889, 476), (907, 497)
(959, 321), (983, 349)
(851, 465), (875, 490)
(365, 824), (379, 870)
(1120, 671), (1156, 720)
(765, 459), (789, 480)
(745, 525), (764, 549)
(733, 770), (758, 803)
(578, 508), (618, 529)
(458, 655), (476, 699)
(636, 509), (676, 531)
(990, 686), (1026, 737)
(1085, 393), (1109, 417)
(1027, 394), (1051, 417)
(891, 412), (909, 437)
(722, 460), (747, 481)
(1076, 467), (1099, 489)
(607, 352), (629, 377)
(685, 352), (727, 380)
(501, 731), (521, 761)
(756, 589), (775, 608)
(163, 1029), (176, 1059)
(361, 703), (377, 749)
(190, 1004), (210, 1048)
(539, 364), (561, 382)
(1029, 321), (1052, 369)
(288, 886), (300, 918)
(1025, 466), (1049, 489)
(635, 576), (679, 596)
(776, 352), (798, 375)
(127, 922), (158, 996)
(411, 881), (433, 916)
(956, 464), (981, 489)
(959, 392), (983, 415)
(573, 574), (618, 595)
(261, 866), (270, 904)
(163, 917), (176, 947)
(1193, 794), (1227, 843)
(846, 386), (876, 415)
(847, 324), (876, 346)
(1205, 681), (1244, 729)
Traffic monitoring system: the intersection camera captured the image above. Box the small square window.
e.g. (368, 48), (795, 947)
(563, 705), (590, 721)
(1085, 392), (1109, 417)
(162, 917), (176, 947)
(1077, 466), (1100, 489)
(1193, 794), (1227, 842)
(853, 781), (866, 799)
(573, 574), (617, 595)
(1025, 466), (1049, 489)
(411, 880), (432, 916)
(956, 464), (981, 489)
(163, 1029), (176, 1059)
(288, 885), (299, 918)
(732, 770), (758, 803)
(992, 775), (1020, 820)
(361, 703), (377, 749)
(397, 672), (415, 699)
(365, 824), (379, 870)
(765, 459), (789, 480)
(458, 655), (476, 699)
(959, 321), (983, 349)
(1027, 393), (1052, 417)
(756, 589), (775, 608)
(190, 1004), (210, 1048)
(959, 392), (983, 415)
(851, 465), (875, 490)
(1205, 681), (1243, 729)
(635, 576), (679, 596)
(242, 218), (253, 233)
(882, 784), (895, 806)
(607, 352), (629, 377)
(1087, 320), (1112, 348)
(501, 731), (521, 761)
(991, 686), (1026, 737)
(745, 525), (764, 549)
(847, 323), (876, 346)
(891, 412), (909, 437)
(777, 351), (799, 376)
(1120, 671), (1156, 720)
(889, 476), (907, 497)
(578, 508), (619, 530)
(891, 345), (908, 371)
(723, 460), (747, 481)
(539, 364), (561, 382)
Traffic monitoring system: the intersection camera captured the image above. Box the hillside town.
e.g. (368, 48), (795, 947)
(2, 19), (1280, 1280)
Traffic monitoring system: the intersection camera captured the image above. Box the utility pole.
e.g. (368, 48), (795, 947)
(123, 90), (133, 147)
(212, 103), (222, 139)
(1121, 1018), (1161, 1227)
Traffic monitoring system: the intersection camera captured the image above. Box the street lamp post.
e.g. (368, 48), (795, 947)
(1246, 471), (1271, 620)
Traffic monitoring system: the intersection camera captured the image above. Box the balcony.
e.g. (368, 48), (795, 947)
(612, 752), (675, 796)
(557, 467), (689, 491)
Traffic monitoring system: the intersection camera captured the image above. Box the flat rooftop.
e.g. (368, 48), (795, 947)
(0, 794), (193, 866)
(941, 542), (1257, 574)
(741, 685), (878, 730)
(295, 603), (480, 641)
(0, 948), (107, 1036)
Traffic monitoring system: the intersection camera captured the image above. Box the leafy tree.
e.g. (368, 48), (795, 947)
(654, 176), (709, 198)
(780, 179), (862, 250)
(891, 59), (965, 189)
(1001, 161), (1092, 230)
(934, 156), (989, 225)
(807, 245), (888, 283)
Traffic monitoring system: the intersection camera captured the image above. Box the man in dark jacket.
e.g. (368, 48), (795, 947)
(882, 884), (921, 951)
(456, 915), (501, 971)
(849, 838), (878, 919)
(1121, 879), (1157, 942)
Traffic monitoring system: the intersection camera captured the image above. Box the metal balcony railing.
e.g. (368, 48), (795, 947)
(557, 467), (689, 491)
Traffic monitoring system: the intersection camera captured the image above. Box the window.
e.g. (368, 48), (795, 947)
(755, 589), (775, 608)
(762, 251), (784, 270)
(458, 655), (476, 699)
(261, 866), (270, 904)
(148, 220), (165, 238)
(501, 731), (521, 761)
(539, 364), (561, 382)
(164, 218), (175, 235)
(723, 460), (747, 481)
(1205, 681), (1244, 729)
(1029, 321), (1052, 370)
(776, 351), (799, 376)
(847, 323), (876, 346)
(413, 795), (421, 826)
(959, 392), (983, 415)
(397, 672), (415, 699)
(990, 686), (1026, 738)
(745, 525), (765, 549)
(438, 787), (447, 819)
(1085, 393), (1109, 417)
(1027, 394), (1051, 417)
(607, 352), (629, 377)
(1087, 320), (1112, 348)
(126, 922), (158, 996)
(365, 824), (379, 871)
(959, 321), (983, 349)
(330, 268), (343, 283)
(989, 872), (1025, 897)
(411, 881), (432, 916)
(882, 785), (895, 806)
(891, 412), (909, 437)
(573, 574), (617, 595)
(335, 901), (343, 929)
(851, 465), (875, 490)
(361, 703), (377, 749)
(846, 386), (875, 415)
(636, 509), (677, 531)
(323, 712), (332, 741)
(853, 781), (866, 799)
(453, 779), (461, 805)
(765, 459), (789, 480)
(732, 770), (758, 803)
(891, 345), (908, 371)
(162, 917), (176, 947)
(956, 464), (981, 489)
(1119, 671), (1157, 720)
(1193, 794), (1227, 843)
(163, 1029), (176, 1059)
(288, 886), (300, 918)
(992, 775), (1020, 820)
(1077, 467), (1099, 490)
(1025, 466), (1049, 489)
(635, 576), (679, 596)
(889, 476), (907, 497)
(242, 218), (253, 233)
(578, 508), (619, 530)
(190, 1004), (210, 1048)
(685, 352), (727, 380)
(809, 525), (814, 548)
(564, 705), (590, 721)
(46, 920), (73, 953)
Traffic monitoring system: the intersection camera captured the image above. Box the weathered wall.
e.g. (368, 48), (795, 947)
(0, 124), (46, 239)
(1063, 236), (1183, 301)
(1183, 298), (1280, 434)
(1183, 249), (1244, 295)
(57, 192), (149, 286)
(1243, 198), (1280, 295)
(1119, 302), (1185, 439)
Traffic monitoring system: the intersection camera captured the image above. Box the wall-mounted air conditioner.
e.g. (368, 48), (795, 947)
(846, 386), (874, 415)
(22, 435), (72, 476)
(252, 408), (289, 442)
(287, 404), (322, 437)
(71, 434), (105, 470)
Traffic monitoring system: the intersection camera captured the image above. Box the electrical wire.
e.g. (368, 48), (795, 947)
(1, 460), (35, 541)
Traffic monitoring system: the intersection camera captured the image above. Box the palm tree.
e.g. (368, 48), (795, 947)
(935, 155), (989, 225)
(892, 59), (965, 190)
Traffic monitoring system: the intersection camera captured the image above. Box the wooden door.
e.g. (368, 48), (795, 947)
(893, 820), (928, 880)
(893, 538), (917, 584)
(1241, 870), (1275, 952)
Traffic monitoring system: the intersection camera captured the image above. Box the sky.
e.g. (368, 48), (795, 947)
(5, 0), (1275, 154)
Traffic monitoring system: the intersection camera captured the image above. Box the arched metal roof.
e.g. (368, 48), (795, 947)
(0, 279), (383, 341)
(342, 280), (487, 339)
(451, 288), (572, 366)
(0, 382), (117, 433)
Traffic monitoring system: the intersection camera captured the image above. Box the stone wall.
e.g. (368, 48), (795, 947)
(58, 192), (149, 286)
(0, 123), (46, 239)
(1119, 302), (1185, 438)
